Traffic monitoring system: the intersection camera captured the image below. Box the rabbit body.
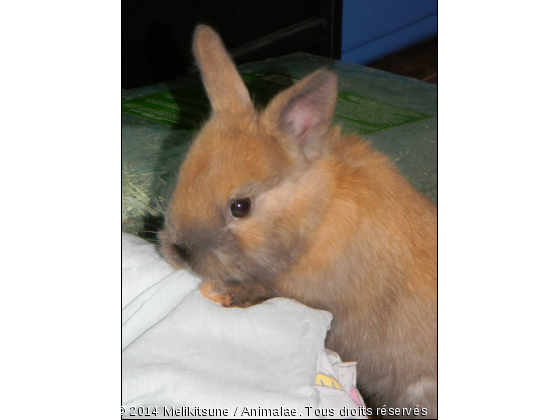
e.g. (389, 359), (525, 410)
(159, 26), (437, 418)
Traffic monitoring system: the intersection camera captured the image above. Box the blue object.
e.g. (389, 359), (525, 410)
(341, 0), (437, 65)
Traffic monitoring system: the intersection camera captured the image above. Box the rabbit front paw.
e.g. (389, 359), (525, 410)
(199, 278), (276, 308)
(199, 279), (252, 308)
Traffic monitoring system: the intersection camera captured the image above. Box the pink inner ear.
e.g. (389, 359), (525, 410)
(284, 98), (321, 142)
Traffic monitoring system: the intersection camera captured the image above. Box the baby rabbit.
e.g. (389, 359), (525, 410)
(159, 25), (437, 418)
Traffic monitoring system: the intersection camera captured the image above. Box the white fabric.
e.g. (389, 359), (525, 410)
(122, 233), (365, 418)
(314, 350), (367, 418)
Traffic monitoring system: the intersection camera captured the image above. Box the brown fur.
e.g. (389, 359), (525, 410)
(159, 25), (437, 418)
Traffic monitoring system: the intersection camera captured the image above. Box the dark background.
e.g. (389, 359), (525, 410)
(122, 0), (342, 89)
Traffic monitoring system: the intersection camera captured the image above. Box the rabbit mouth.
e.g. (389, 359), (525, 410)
(159, 222), (297, 284)
(208, 248), (256, 282)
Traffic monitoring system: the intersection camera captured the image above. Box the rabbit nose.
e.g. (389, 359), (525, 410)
(174, 243), (191, 262)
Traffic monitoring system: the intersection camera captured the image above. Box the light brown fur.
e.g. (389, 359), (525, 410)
(159, 25), (437, 418)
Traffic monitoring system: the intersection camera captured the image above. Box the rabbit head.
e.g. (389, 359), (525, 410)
(159, 25), (339, 284)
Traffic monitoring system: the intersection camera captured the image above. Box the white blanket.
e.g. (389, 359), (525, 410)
(122, 233), (365, 419)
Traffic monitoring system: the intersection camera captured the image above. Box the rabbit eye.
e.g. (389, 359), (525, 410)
(230, 198), (252, 218)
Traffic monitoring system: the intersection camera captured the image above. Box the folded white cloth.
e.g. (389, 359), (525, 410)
(122, 233), (365, 419)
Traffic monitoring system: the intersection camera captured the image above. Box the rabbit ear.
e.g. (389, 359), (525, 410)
(262, 69), (338, 161)
(192, 25), (252, 114)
